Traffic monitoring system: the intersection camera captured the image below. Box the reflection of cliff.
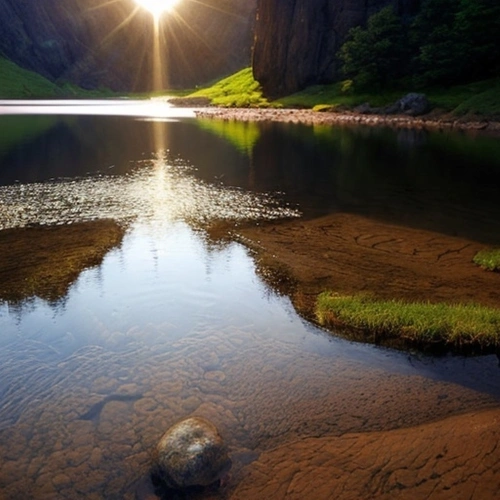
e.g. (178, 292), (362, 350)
(0, 221), (125, 303)
(0, 0), (256, 91)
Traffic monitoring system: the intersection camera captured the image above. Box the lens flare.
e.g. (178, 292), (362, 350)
(135, 0), (180, 17)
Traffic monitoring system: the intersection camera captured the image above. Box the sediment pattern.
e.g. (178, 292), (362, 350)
(1, 325), (497, 498)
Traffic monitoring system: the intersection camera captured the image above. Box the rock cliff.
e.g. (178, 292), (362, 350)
(0, 0), (256, 91)
(253, 0), (420, 98)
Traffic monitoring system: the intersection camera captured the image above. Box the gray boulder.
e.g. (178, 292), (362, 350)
(386, 93), (430, 116)
(154, 417), (231, 490)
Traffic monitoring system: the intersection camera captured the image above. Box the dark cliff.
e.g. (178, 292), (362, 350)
(253, 0), (420, 98)
(0, 0), (257, 91)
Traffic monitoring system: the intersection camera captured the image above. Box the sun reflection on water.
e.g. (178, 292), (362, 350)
(0, 156), (300, 231)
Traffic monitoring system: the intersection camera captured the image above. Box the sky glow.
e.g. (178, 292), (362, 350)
(135, 0), (181, 17)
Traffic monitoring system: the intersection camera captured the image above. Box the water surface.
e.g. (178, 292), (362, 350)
(1, 102), (500, 499)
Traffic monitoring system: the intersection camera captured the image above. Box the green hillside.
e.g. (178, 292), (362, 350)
(0, 58), (114, 98)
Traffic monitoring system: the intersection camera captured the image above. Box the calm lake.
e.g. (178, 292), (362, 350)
(1, 101), (500, 499)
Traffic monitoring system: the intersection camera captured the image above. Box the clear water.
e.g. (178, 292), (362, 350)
(0, 102), (499, 499)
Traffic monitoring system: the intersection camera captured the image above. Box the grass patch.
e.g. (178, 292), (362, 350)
(427, 79), (500, 118)
(277, 83), (402, 110)
(276, 77), (500, 119)
(316, 292), (500, 353)
(473, 248), (500, 272)
(187, 68), (273, 107)
(0, 58), (61, 98)
(0, 57), (115, 98)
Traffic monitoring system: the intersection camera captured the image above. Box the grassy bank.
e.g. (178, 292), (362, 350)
(188, 68), (270, 107)
(473, 248), (500, 272)
(0, 58), (114, 98)
(316, 293), (500, 354)
(183, 67), (500, 119)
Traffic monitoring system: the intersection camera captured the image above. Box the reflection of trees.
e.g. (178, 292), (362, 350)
(0, 116), (58, 162)
(248, 122), (500, 244)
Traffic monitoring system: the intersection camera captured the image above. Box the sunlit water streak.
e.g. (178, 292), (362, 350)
(0, 157), (300, 230)
(0, 99), (195, 118)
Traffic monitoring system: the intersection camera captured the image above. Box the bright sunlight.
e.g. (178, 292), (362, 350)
(135, 0), (181, 17)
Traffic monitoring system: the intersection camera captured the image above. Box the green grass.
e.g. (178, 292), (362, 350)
(277, 82), (402, 109)
(427, 79), (500, 118)
(316, 292), (500, 353)
(277, 78), (500, 118)
(0, 58), (61, 98)
(0, 57), (115, 99)
(473, 248), (500, 271)
(187, 68), (273, 107)
(187, 67), (500, 118)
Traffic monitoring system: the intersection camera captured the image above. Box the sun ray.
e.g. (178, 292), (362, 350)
(187, 0), (245, 20)
(87, 0), (124, 12)
(101, 6), (142, 45)
(134, 0), (181, 18)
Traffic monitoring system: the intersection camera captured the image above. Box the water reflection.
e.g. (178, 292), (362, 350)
(1, 107), (500, 498)
(0, 156), (299, 230)
(3, 110), (500, 246)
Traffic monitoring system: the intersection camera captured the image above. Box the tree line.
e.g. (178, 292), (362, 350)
(338, 0), (500, 90)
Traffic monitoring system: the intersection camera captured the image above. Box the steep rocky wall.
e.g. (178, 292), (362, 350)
(0, 0), (257, 91)
(253, 0), (420, 98)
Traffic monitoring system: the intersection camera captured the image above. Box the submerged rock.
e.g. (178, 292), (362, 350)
(153, 417), (231, 490)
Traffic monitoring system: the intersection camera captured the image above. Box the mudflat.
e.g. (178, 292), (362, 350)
(233, 212), (500, 322)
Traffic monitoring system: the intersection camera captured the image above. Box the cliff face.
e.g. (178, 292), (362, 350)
(0, 0), (257, 91)
(253, 0), (420, 98)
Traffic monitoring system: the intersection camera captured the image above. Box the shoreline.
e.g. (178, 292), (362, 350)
(198, 107), (500, 353)
(194, 107), (500, 136)
(222, 213), (500, 354)
(198, 108), (500, 496)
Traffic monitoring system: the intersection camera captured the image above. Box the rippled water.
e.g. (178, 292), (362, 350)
(0, 102), (500, 499)
(0, 158), (299, 229)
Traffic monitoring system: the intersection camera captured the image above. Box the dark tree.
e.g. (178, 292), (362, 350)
(338, 6), (409, 90)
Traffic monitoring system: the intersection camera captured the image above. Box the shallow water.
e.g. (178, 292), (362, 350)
(0, 102), (500, 499)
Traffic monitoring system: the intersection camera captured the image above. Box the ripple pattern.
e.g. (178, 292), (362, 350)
(0, 159), (301, 230)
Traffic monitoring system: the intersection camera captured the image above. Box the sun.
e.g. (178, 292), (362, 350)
(135, 0), (181, 17)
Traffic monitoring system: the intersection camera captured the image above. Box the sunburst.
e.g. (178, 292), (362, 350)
(135, 0), (181, 18)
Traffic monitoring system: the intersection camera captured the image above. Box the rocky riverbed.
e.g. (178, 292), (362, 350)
(1, 323), (499, 499)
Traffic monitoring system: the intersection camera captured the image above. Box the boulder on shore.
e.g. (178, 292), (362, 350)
(386, 93), (430, 116)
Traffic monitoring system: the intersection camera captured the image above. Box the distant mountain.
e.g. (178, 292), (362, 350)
(0, 0), (257, 91)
